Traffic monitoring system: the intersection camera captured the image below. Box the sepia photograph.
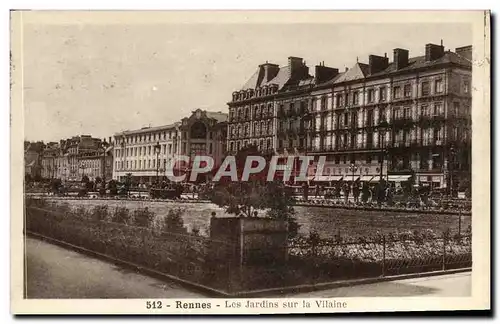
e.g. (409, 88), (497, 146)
(10, 10), (490, 314)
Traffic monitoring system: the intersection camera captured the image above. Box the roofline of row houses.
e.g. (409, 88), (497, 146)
(227, 61), (472, 107)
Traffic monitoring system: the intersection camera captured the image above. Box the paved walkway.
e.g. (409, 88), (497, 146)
(284, 272), (471, 297)
(25, 237), (207, 298)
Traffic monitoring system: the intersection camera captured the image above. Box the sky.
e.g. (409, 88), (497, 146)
(21, 19), (472, 142)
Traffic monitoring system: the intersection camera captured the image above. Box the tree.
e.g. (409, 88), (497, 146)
(162, 208), (186, 234)
(108, 179), (118, 195)
(209, 180), (301, 237)
(50, 178), (62, 194)
(124, 173), (132, 194)
(210, 180), (265, 217)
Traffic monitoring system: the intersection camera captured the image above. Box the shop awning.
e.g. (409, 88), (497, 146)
(360, 175), (374, 182)
(312, 175), (343, 182)
(345, 176), (360, 182)
(388, 175), (412, 182)
(370, 176), (386, 182)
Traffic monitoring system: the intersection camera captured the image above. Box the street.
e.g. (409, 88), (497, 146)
(25, 237), (207, 298)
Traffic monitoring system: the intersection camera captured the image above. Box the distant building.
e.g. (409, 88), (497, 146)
(40, 142), (59, 179)
(179, 109), (228, 181)
(112, 109), (228, 183)
(227, 42), (472, 189)
(24, 141), (44, 180)
(113, 122), (181, 183)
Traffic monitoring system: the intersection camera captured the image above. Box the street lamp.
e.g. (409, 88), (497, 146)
(154, 141), (161, 185)
(378, 120), (389, 183)
(349, 162), (359, 185)
(449, 145), (456, 197)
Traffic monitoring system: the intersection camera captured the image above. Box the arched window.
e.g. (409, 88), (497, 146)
(261, 121), (266, 135)
(190, 121), (207, 139)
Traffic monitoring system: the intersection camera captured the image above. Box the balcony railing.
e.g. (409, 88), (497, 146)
(392, 117), (414, 128)
(419, 114), (446, 125)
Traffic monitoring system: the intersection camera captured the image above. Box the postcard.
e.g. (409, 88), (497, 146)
(10, 10), (490, 315)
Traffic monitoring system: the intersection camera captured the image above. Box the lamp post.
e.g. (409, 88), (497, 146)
(302, 110), (312, 201)
(449, 145), (456, 197)
(349, 162), (358, 186)
(154, 141), (161, 185)
(378, 120), (389, 182)
(120, 136), (126, 183)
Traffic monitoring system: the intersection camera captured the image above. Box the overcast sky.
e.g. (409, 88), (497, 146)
(22, 21), (471, 142)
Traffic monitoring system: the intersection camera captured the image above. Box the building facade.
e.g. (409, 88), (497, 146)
(227, 42), (472, 189)
(113, 123), (181, 183)
(113, 109), (228, 183)
(40, 142), (59, 179)
(39, 136), (108, 182)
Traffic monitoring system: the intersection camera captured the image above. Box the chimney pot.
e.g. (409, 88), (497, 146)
(393, 48), (409, 70)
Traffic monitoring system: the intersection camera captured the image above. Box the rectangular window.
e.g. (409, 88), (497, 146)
(453, 102), (460, 117)
(404, 84), (412, 97)
(336, 94), (342, 107)
(433, 102), (442, 116)
(353, 92), (359, 105)
(421, 105), (429, 117)
(367, 89), (374, 103)
(380, 87), (386, 101)
(320, 97), (327, 111)
(393, 86), (401, 99)
(209, 143), (213, 154)
(434, 127), (442, 141)
(343, 113), (349, 126)
(366, 110), (374, 127)
(394, 107), (402, 120)
(403, 107), (411, 119)
(421, 82), (430, 96)
(463, 81), (470, 94)
(435, 79), (444, 93)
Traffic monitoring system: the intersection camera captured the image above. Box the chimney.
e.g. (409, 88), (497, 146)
(393, 48), (409, 70)
(261, 62), (280, 82)
(288, 56), (307, 78)
(425, 43), (445, 61)
(108, 137), (112, 144)
(455, 45), (472, 61)
(314, 64), (339, 84)
(368, 54), (389, 75)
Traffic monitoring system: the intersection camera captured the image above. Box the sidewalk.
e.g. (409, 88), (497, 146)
(282, 272), (471, 297)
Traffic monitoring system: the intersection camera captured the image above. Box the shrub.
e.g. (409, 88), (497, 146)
(72, 205), (89, 220)
(133, 207), (155, 228)
(161, 208), (186, 234)
(90, 205), (109, 222)
(112, 207), (131, 224)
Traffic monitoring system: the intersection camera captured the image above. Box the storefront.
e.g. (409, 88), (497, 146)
(417, 174), (444, 189)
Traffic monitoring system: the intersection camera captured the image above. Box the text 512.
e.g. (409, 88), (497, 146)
(146, 301), (163, 309)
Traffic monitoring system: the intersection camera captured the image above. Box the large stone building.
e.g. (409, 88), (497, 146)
(24, 141), (44, 180)
(40, 135), (109, 182)
(227, 42), (472, 190)
(112, 109), (227, 183)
